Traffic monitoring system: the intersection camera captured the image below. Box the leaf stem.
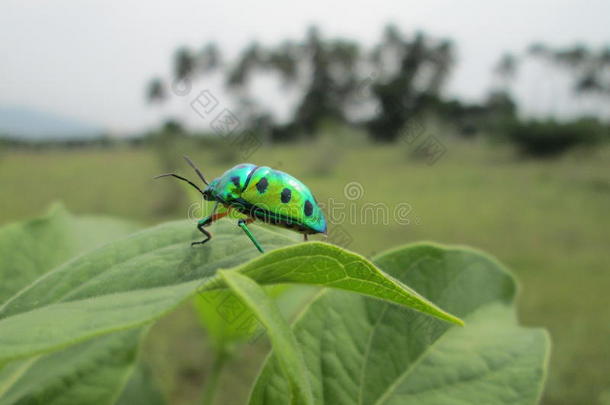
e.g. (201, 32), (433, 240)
(201, 349), (229, 405)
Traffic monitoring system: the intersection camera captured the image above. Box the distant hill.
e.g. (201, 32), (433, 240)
(0, 106), (104, 140)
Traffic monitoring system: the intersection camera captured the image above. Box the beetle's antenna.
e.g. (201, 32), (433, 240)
(153, 173), (205, 196)
(183, 156), (209, 185)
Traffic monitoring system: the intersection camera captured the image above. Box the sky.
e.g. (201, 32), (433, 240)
(1, 0), (609, 134)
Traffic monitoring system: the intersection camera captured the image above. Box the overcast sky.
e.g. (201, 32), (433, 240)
(1, 0), (609, 133)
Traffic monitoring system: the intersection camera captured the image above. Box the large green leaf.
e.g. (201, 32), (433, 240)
(0, 220), (293, 321)
(220, 270), (314, 405)
(0, 203), (139, 303)
(0, 220), (460, 364)
(0, 206), (142, 405)
(0, 220), (295, 364)
(0, 329), (144, 405)
(249, 243), (550, 405)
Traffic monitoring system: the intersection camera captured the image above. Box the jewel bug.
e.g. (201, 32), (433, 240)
(155, 156), (327, 253)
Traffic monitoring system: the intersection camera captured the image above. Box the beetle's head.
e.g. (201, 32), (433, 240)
(202, 178), (219, 201)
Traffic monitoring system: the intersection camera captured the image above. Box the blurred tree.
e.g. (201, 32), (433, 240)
(427, 40), (455, 94)
(173, 46), (197, 82)
(199, 42), (222, 73)
(146, 78), (167, 104)
(226, 42), (265, 89)
(527, 43), (610, 97)
(293, 27), (345, 135)
(527, 42), (551, 58)
(145, 27), (460, 142)
(153, 119), (186, 215)
(145, 43), (222, 107)
(494, 53), (518, 91)
(145, 28), (607, 149)
(266, 41), (299, 85)
(222, 27), (362, 139)
(481, 52), (520, 137)
(505, 117), (606, 158)
(367, 28), (456, 142)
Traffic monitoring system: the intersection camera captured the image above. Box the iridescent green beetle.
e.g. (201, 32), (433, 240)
(155, 157), (327, 253)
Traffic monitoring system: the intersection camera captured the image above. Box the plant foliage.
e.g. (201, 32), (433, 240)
(0, 207), (549, 404)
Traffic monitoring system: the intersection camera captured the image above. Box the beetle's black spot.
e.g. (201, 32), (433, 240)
(230, 176), (241, 188)
(304, 200), (314, 217)
(256, 177), (269, 194)
(280, 188), (292, 203)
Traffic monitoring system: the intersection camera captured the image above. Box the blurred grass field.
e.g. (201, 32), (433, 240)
(1, 138), (609, 405)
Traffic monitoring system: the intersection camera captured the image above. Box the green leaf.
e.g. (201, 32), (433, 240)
(0, 205), (144, 405)
(201, 242), (463, 325)
(0, 220), (461, 365)
(0, 327), (143, 405)
(219, 270), (314, 405)
(0, 220), (298, 363)
(0, 203), (139, 303)
(193, 285), (319, 353)
(194, 290), (253, 352)
(249, 243), (550, 405)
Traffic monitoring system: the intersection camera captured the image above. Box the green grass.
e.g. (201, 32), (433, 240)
(1, 138), (608, 405)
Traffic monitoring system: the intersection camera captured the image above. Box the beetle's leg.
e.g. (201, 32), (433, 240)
(193, 220), (213, 246)
(192, 203), (227, 246)
(237, 218), (264, 254)
(193, 213), (227, 246)
(303, 234), (308, 242)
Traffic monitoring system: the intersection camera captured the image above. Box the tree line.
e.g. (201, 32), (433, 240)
(147, 25), (461, 142)
(146, 25), (608, 157)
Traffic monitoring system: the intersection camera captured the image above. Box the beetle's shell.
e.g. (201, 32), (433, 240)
(211, 164), (326, 235)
